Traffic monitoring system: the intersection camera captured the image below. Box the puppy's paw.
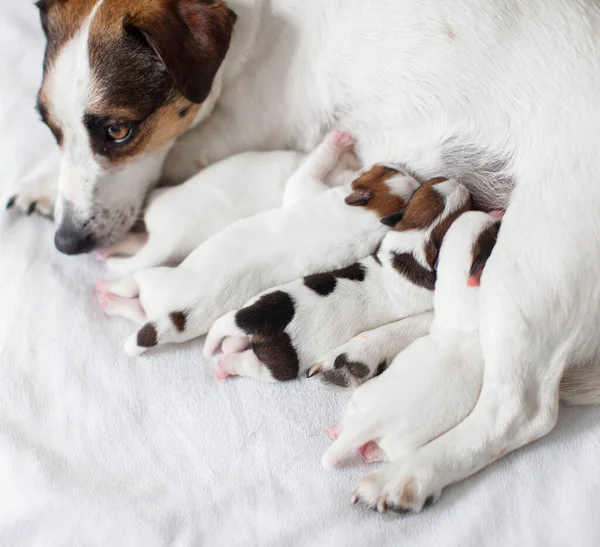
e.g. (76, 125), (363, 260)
(328, 130), (355, 150)
(7, 163), (58, 219)
(308, 341), (388, 390)
(351, 457), (441, 514)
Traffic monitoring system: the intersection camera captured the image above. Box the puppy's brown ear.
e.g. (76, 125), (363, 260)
(380, 211), (404, 227)
(124, 0), (237, 104)
(467, 221), (501, 287)
(345, 188), (373, 206)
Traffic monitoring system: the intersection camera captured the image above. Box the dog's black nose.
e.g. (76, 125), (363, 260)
(54, 228), (95, 255)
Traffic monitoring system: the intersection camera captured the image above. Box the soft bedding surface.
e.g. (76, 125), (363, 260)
(1, 3), (600, 546)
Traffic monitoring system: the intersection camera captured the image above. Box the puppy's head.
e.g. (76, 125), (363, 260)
(35, 0), (236, 253)
(389, 177), (472, 267)
(345, 165), (420, 219)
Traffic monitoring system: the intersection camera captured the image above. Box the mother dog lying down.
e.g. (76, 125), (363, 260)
(14, 0), (600, 511)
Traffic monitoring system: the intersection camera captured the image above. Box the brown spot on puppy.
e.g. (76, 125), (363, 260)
(346, 166), (412, 218)
(392, 252), (437, 291)
(303, 263), (366, 296)
(235, 291), (295, 336)
(169, 310), (187, 332)
(396, 177), (447, 231)
(252, 333), (300, 382)
(303, 273), (337, 296)
(469, 221), (501, 280)
(137, 322), (158, 347)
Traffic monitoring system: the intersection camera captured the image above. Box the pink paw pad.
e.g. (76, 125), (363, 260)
(357, 441), (383, 464)
(216, 360), (233, 381)
(325, 424), (341, 440)
(330, 130), (355, 149)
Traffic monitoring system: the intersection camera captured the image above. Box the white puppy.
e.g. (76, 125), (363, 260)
(321, 211), (500, 513)
(97, 150), (308, 275)
(204, 178), (471, 382)
(98, 132), (420, 355)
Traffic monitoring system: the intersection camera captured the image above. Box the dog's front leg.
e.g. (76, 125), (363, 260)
(351, 173), (596, 513)
(6, 155), (58, 219)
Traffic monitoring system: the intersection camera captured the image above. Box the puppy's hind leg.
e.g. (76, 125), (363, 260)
(96, 280), (146, 324)
(104, 237), (178, 275)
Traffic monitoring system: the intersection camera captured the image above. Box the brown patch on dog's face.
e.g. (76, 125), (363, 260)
(346, 166), (415, 218)
(396, 178), (447, 231)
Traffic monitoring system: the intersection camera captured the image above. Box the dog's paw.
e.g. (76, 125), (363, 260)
(307, 340), (388, 390)
(6, 162), (58, 219)
(351, 457), (441, 514)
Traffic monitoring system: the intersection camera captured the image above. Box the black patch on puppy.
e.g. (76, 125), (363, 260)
(137, 323), (158, 347)
(322, 369), (351, 388)
(335, 263), (366, 282)
(375, 360), (389, 377)
(169, 310), (187, 333)
(304, 273), (337, 296)
(380, 211), (404, 227)
(5, 195), (16, 209)
(252, 333), (300, 382)
(304, 263), (366, 297)
(235, 291), (295, 335)
(345, 360), (370, 379)
(392, 252), (436, 291)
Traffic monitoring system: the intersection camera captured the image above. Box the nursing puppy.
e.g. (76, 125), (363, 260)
(98, 132), (419, 353)
(97, 150), (308, 274)
(204, 178), (471, 382)
(321, 212), (500, 513)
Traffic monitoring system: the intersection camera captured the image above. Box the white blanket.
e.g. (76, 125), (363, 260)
(1, 2), (599, 545)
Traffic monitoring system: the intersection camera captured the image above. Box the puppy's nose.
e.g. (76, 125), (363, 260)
(54, 227), (95, 255)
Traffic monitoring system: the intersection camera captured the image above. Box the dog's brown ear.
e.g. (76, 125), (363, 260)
(345, 188), (373, 206)
(380, 211), (404, 227)
(124, 0), (237, 104)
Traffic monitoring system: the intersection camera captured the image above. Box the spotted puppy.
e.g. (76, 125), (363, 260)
(98, 132), (419, 354)
(204, 177), (472, 382)
(320, 211), (500, 513)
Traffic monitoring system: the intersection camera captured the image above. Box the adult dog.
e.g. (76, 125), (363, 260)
(11, 0), (600, 512)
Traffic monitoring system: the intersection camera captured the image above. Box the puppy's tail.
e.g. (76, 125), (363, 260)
(124, 305), (213, 356)
(559, 363), (600, 406)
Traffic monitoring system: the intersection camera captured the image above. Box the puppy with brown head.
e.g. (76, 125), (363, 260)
(205, 176), (472, 385)
(32, 0), (236, 254)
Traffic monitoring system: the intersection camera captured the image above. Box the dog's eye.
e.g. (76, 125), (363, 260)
(105, 124), (132, 144)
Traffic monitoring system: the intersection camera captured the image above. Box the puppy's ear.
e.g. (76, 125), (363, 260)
(379, 211), (404, 227)
(345, 188), (373, 206)
(123, 0), (237, 104)
(467, 221), (501, 287)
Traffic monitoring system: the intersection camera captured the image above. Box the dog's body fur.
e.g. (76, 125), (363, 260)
(204, 178), (472, 382)
(12, 0), (600, 511)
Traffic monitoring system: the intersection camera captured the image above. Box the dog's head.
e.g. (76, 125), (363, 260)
(35, 0), (236, 254)
(345, 165), (420, 219)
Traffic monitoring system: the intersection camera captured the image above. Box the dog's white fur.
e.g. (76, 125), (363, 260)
(98, 150), (308, 275)
(15, 0), (600, 510)
(321, 212), (495, 510)
(204, 178), (470, 382)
